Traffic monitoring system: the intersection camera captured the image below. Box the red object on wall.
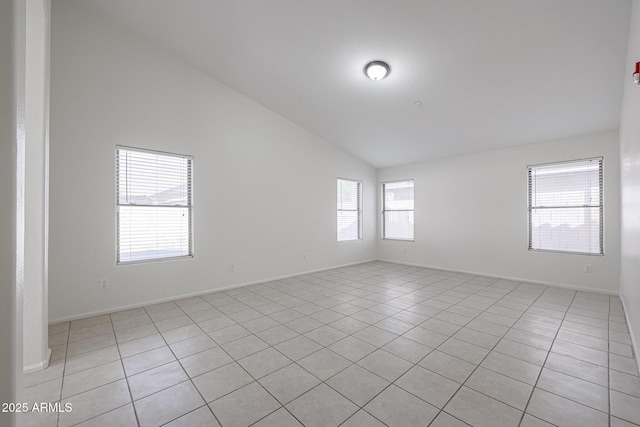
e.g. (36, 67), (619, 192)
(634, 61), (640, 85)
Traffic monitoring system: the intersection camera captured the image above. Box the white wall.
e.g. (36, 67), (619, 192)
(620, 0), (640, 373)
(49, 2), (376, 322)
(0, 0), (25, 424)
(378, 130), (621, 293)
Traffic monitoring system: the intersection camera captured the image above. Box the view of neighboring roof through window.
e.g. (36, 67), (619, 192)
(116, 146), (193, 264)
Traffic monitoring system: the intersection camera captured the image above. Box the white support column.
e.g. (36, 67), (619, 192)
(0, 0), (26, 425)
(23, 0), (50, 374)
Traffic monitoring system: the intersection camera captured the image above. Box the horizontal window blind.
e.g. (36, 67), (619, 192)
(383, 180), (414, 240)
(528, 158), (603, 255)
(116, 146), (193, 264)
(337, 178), (362, 241)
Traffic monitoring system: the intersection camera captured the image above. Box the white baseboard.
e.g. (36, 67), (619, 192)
(23, 347), (52, 374)
(376, 258), (619, 296)
(49, 259), (377, 324)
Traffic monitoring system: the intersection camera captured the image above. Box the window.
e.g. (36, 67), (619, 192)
(528, 158), (603, 255)
(337, 178), (362, 241)
(116, 146), (193, 264)
(382, 180), (414, 240)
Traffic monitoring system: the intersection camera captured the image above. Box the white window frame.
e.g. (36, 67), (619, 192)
(116, 146), (193, 264)
(337, 178), (362, 242)
(528, 157), (603, 255)
(382, 179), (414, 241)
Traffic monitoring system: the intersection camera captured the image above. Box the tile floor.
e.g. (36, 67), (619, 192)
(24, 261), (640, 427)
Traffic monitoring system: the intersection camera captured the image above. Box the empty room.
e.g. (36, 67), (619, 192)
(2, 0), (640, 426)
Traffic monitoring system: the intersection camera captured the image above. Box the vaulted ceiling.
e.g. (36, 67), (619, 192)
(78, 0), (632, 168)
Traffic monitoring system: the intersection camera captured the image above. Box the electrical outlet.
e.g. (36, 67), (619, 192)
(99, 279), (110, 291)
(584, 264), (592, 273)
(303, 253), (307, 261)
(230, 264), (236, 272)
(403, 247), (407, 254)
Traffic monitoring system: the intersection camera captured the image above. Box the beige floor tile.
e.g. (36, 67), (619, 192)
(494, 338), (548, 366)
(135, 381), (204, 426)
(275, 335), (323, 361)
(164, 406), (220, 427)
(326, 363), (389, 406)
(169, 334), (217, 359)
(419, 350), (476, 383)
(287, 383), (358, 427)
(537, 367), (609, 412)
(208, 324), (250, 344)
(527, 388), (608, 427)
(59, 379), (131, 427)
(122, 345), (175, 376)
(111, 314), (153, 332)
(357, 349), (412, 382)
(259, 363), (321, 405)
(221, 334), (269, 359)
(445, 386), (522, 427)
(118, 333), (166, 358)
(187, 307), (224, 323)
(403, 326), (450, 348)
(68, 322), (114, 343)
(24, 377), (63, 404)
(438, 338), (490, 365)
(396, 365), (460, 408)
(255, 324), (299, 345)
(115, 324), (158, 344)
(544, 351), (608, 386)
(62, 360), (125, 398)
(364, 384), (439, 426)
(381, 336), (433, 363)
(611, 354), (640, 376)
(328, 336), (376, 362)
(610, 415), (640, 427)
(148, 307), (185, 322)
(519, 414), (555, 427)
(192, 361), (254, 402)
(252, 407), (302, 426)
(352, 326), (397, 347)
(430, 411), (470, 426)
(65, 345), (121, 375)
(128, 361), (188, 400)
(481, 351), (541, 385)
(241, 315), (280, 333)
(464, 367), (533, 410)
(74, 403), (138, 427)
(67, 333), (116, 357)
(154, 314), (194, 332)
(70, 315), (111, 331)
(210, 382), (280, 427)
(304, 325), (347, 346)
(24, 359), (65, 388)
(181, 346), (234, 377)
(109, 307), (147, 322)
(298, 348), (351, 381)
(161, 323), (204, 345)
(610, 369), (640, 397)
(238, 347), (292, 379)
(610, 390), (640, 425)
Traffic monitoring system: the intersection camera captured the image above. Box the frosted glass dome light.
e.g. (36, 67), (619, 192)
(364, 61), (390, 81)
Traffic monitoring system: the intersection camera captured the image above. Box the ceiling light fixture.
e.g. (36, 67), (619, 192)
(364, 60), (390, 81)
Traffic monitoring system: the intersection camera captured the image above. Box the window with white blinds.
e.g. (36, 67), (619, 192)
(528, 158), (603, 255)
(337, 178), (362, 242)
(116, 146), (193, 264)
(382, 180), (414, 240)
